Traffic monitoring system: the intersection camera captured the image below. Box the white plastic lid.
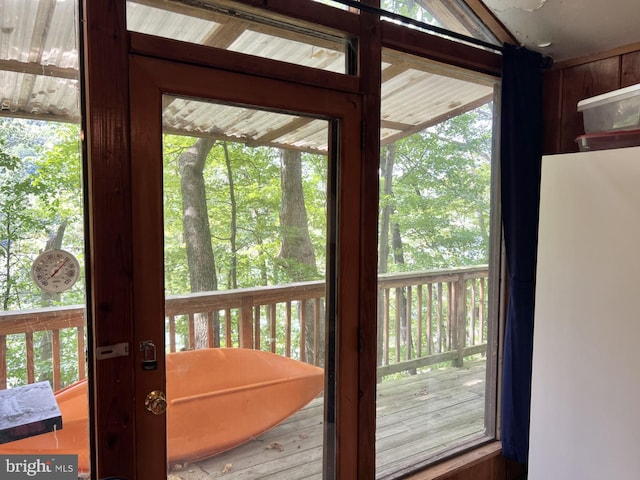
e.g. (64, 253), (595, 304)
(577, 82), (640, 111)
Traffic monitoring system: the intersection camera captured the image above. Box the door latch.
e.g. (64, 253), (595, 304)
(139, 340), (158, 370)
(96, 342), (129, 360)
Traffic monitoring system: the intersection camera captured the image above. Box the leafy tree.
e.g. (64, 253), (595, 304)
(378, 105), (493, 365)
(382, 0), (438, 24)
(381, 104), (492, 271)
(0, 118), (84, 387)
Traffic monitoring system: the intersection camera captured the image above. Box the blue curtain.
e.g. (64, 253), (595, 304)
(500, 43), (543, 464)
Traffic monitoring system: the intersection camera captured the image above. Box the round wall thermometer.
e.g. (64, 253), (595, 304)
(31, 249), (80, 294)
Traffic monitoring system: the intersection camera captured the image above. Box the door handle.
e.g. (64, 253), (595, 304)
(145, 390), (167, 415)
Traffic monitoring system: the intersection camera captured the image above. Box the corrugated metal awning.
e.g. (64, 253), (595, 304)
(0, 0), (495, 153)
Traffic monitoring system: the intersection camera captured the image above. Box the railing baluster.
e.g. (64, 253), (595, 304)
(437, 283), (443, 353)
(224, 308), (232, 347)
(449, 281), (456, 363)
(470, 278), (477, 345)
(417, 284), (423, 358)
(26, 332), (34, 384)
(77, 325), (85, 380)
(479, 278), (485, 344)
(0, 335), (6, 389)
(453, 277), (467, 367)
(169, 315), (176, 352)
(52, 330), (61, 390)
(406, 286), (412, 361)
(270, 303), (277, 354)
(207, 311), (215, 348)
(395, 288), (401, 363)
(285, 301), (292, 358)
(314, 298), (321, 366)
(384, 288), (390, 365)
(188, 313), (196, 350)
(447, 281), (453, 351)
(254, 306), (261, 351)
(299, 300), (306, 363)
(427, 284), (433, 355)
(240, 296), (254, 349)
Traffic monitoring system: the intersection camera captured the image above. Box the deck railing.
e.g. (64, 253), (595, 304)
(0, 266), (488, 390)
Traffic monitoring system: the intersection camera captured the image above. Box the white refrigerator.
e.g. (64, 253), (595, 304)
(529, 147), (640, 479)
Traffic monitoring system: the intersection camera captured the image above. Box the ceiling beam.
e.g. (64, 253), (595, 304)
(462, 0), (517, 45)
(381, 93), (493, 145)
(0, 59), (78, 80)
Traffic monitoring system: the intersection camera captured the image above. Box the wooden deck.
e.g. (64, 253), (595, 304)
(168, 358), (489, 480)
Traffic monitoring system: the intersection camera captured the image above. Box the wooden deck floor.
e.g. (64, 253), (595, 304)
(168, 359), (489, 480)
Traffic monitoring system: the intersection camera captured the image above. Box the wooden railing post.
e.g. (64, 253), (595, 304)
(453, 276), (467, 368)
(239, 295), (254, 348)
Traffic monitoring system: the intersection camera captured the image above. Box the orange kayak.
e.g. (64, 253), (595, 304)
(0, 348), (324, 471)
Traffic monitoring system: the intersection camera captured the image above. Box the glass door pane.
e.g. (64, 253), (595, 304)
(162, 96), (330, 479)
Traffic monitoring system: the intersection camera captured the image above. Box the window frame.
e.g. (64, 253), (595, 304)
(80, 0), (505, 478)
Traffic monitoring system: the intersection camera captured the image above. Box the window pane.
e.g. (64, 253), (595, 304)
(127, 0), (350, 74)
(376, 48), (499, 477)
(312, 0), (351, 10)
(0, 0), (88, 475)
(381, 0), (499, 46)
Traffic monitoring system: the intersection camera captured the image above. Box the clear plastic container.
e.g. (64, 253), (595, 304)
(575, 129), (640, 151)
(577, 83), (640, 133)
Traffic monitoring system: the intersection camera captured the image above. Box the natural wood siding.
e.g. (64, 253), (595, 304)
(542, 68), (562, 154)
(543, 45), (640, 154)
(405, 442), (526, 480)
(559, 58), (620, 152)
(621, 51), (640, 86)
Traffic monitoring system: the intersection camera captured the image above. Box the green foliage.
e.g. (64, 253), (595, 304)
(381, 104), (493, 270)
(381, 0), (438, 25)
(0, 118), (85, 387)
(163, 136), (328, 295)
(1, 99), (495, 385)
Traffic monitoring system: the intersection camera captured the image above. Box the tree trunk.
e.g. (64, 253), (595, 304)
(2, 217), (11, 311)
(179, 138), (218, 348)
(278, 149), (317, 279)
(277, 149), (321, 364)
(378, 144), (395, 365)
(392, 222), (416, 374)
(222, 141), (238, 289)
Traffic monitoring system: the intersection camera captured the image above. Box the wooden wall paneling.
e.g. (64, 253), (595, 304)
(404, 443), (527, 480)
(559, 57), (621, 153)
(505, 458), (527, 479)
(621, 51), (640, 87)
(542, 68), (562, 155)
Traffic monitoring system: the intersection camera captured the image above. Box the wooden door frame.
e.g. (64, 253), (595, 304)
(129, 53), (365, 478)
(82, 1), (136, 478)
(83, 2), (378, 477)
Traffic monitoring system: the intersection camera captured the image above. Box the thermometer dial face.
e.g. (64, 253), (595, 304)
(31, 249), (80, 294)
